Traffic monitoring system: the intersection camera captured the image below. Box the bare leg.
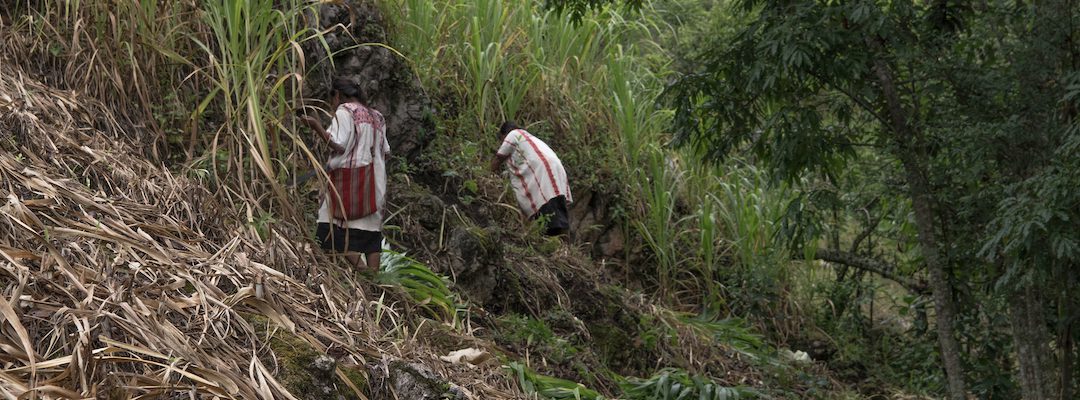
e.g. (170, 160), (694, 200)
(366, 252), (381, 272)
(346, 254), (363, 270)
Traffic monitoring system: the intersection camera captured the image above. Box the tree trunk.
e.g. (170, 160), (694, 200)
(1060, 318), (1073, 400)
(903, 156), (967, 400)
(1010, 1), (1071, 397)
(1056, 281), (1075, 400)
(1010, 285), (1055, 399)
(867, 38), (967, 400)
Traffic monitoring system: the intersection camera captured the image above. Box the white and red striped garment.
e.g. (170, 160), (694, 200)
(317, 103), (390, 231)
(497, 129), (572, 216)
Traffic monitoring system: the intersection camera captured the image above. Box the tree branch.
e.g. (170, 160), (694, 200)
(811, 248), (929, 294)
(850, 201), (883, 253)
(807, 69), (891, 128)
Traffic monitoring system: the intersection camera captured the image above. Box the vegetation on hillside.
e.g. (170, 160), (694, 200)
(2, 0), (1076, 399)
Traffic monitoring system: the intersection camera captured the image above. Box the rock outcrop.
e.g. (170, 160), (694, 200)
(304, 0), (436, 162)
(368, 361), (459, 400)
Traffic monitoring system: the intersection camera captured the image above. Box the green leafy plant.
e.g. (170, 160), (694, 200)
(506, 362), (606, 400)
(678, 315), (767, 360)
(620, 368), (756, 400)
(377, 250), (459, 321)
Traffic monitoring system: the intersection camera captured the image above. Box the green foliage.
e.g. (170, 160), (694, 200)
(712, 164), (791, 271)
(496, 314), (580, 364)
(377, 251), (460, 322)
(649, 0), (749, 71)
(980, 143), (1080, 287)
(662, 0), (1080, 397)
(387, 0), (641, 196)
(544, 0), (643, 21)
(507, 362), (607, 400)
(461, 0), (512, 128)
(680, 160), (801, 317)
(664, 0), (878, 180)
(620, 368), (756, 400)
(679, 315), (766, 358)
(251, 210), (277, 241)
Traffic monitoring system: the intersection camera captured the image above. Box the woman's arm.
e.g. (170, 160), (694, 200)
(490, 153), (509, 173)
(300, 115), (347, 153)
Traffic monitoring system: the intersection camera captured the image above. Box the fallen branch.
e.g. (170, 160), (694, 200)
(811, 249), (929, 294)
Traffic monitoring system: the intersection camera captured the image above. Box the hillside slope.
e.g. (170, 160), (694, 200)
(0, 60), (799, 400)
(0, 1), (850, 399)
(0, 63), (520, 399)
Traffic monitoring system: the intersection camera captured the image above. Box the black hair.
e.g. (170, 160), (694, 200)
(498, 121), (520, 137)
(331, 78), (365, 103)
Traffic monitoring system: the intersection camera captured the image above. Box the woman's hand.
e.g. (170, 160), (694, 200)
(299, 115), (322, 130)
(300, 114), (346, 153)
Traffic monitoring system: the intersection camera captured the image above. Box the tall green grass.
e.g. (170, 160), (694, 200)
(633, 146), (683, 296)
(384, 0), (622, 143)
(713, 165), (792, 274)
(192, 0), (313, 186)
(605, 31), (693, 298)
(684, 160), (797, 316)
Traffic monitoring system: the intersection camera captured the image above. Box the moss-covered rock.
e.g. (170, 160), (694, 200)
(447, 226), (501, 304)
(368, 360), (459, 400)
(246, 314), (367, 400)
(566, 283), (668, 378)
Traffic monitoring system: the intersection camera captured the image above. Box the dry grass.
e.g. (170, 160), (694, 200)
(0, 1), (196, 151)
(0, 61), (518, 398)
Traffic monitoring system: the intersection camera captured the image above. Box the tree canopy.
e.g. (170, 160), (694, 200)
(661, 0), (1079, 398)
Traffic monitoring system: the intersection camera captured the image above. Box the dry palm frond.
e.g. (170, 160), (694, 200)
(0, 63), (518, 399)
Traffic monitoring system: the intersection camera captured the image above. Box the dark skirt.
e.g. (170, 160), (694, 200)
(315, 223), (383, 254)
(531, 195), (570, 236)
